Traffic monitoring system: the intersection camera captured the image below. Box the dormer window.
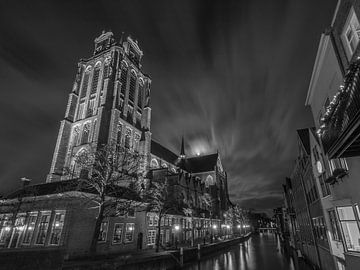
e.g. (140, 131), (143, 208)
(342, 8), (360, 59)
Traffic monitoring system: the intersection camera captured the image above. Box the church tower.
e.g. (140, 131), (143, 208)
(47, 31), (152, 182)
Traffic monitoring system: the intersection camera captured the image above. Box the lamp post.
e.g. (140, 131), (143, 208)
(174, 224), (180, 249)
(212, 224), (217, 243)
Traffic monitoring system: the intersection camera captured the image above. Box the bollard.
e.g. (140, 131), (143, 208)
(197, 244), (201, 260)
(180, 247), (184, 267)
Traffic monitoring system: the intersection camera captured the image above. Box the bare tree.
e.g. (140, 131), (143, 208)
(70, 142), (145, 253)
(145, 173), (185, 252)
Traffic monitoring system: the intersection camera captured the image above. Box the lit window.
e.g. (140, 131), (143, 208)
(35, 212), (51, 245)
(342, 8), (360, 59)
(147, 230), (156, 245)
(150, 158), (159, 168)
(337, 206), (360, 252)
(98, 220), (108, 242)
(49, 211), (65, 245)
(125, 223), (135, 242)
(22, 212), (38, 244)
(113, 223), (123, 244)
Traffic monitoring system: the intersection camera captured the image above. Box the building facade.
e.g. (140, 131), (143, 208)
(302, 1), (360, 270)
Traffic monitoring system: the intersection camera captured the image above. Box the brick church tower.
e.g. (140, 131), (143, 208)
(47, 31), (152, 182)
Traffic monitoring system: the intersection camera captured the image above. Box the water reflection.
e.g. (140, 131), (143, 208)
(182, 233), (300, 270)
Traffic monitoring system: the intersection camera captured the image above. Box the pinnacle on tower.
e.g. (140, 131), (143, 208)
(180, 136), (185, 159)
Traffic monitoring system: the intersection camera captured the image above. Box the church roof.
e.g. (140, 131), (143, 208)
(185, 153), (218, 173)
(150, 140), (179, 165)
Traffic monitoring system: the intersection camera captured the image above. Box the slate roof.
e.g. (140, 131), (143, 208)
(6, 179), (140, 201)
(185, 153), (218, 173)
(297, 128), (311, 155)
(150, 140), (179, 165)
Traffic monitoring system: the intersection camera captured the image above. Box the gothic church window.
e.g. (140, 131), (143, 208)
(120, 66), (128, 97)
(125, 128), (132, 149)
(72, 126), (80, 146)
(150, 158), (158, 168)
(90, 64), (101, 95)
(77, 102), (85, 120)
(87, 98), (96, 117)
(116, 123), (123, 146)
(134, 133), (140, 152)
(81, 124), (90, 145)
(137, 80), (144, 108)
(80, 68), (91, 98)
(91, 120), (97, 142)
(129, 71), (136, 104)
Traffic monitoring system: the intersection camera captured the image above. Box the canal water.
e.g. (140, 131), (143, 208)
(182, 232), (311, 270)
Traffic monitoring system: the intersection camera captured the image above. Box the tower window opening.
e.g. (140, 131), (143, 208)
(80, 71), (90, 98)
(90, 66), (101, 95)
(129, 73), (136, 104)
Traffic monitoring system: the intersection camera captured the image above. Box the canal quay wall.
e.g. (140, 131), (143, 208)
(62, 233), (252, 270)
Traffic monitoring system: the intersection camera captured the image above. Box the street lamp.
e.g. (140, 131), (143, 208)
(174, 225), (180, 249)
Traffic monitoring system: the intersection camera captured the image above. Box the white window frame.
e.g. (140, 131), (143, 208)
(147, 229), (156, 245)
(49, 210), (66, 246)
(342, 7), (360, 59)
(34, 211), (51, 246)
(112, 223), (124, 244)
(125, 223), (135, 243)
(22, 212), (38, 245)
(98, 220), (109, 242)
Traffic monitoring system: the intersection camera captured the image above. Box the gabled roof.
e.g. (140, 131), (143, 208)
(150, 140), (179, 165)
(185, 153), (218, 173)
(297, 128), (311, 155)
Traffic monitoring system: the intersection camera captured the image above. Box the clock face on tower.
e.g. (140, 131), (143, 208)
(316, 160), (323, 174)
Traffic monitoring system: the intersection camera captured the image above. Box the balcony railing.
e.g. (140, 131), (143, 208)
(318, 58), (360, 158)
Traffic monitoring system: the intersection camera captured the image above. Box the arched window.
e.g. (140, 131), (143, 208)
(91, 120), (97, 142)
(162, 163), (168, 168)
(137, 80), (144, 108)
(72, 126), (80, 146)
(120, 66), (128, 96)
(80, 68), (91, 98)
(129, 71), (136, 103)
(116, 123), (122, 146)
(71, 148), (87, 178)
(150, 158), (159, 168)
(81, 123), (90, 145)
(205, 175), (213, 188)
(125, 128), (132, 149)
(90, 64), (101, 95)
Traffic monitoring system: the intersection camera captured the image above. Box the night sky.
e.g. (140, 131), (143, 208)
(0, 0), (337, 213)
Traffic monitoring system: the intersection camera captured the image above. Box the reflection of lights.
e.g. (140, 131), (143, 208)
(28, 226), (34, 230)
(129, 226), (134, 231)
(242, 225), (246, 228)
(174, 225), (180, 231)
(18, 226), (25, 231)
(55, 222), (60, 227)
(5, 226), (11, 231)
(212, 224), (217, 229)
